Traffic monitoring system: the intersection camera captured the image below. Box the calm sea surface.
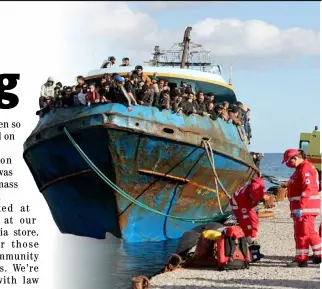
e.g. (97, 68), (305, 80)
(53, 153), (294, 289)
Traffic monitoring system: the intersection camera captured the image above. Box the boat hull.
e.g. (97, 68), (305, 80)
(23, 104), (258, 242)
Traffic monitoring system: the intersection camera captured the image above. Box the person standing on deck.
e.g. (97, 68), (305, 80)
(229, 177), (270, 245)
(119, 57), (131, 67)
(281, 148), (321, 267)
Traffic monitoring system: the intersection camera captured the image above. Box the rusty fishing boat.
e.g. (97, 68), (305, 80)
(23, 27), (259, 242)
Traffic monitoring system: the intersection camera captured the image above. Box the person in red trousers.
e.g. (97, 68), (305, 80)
(282, 148), (321, 267)
(230, 177), (268, 244)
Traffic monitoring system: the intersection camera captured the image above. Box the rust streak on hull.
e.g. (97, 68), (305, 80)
(39, 169), (92, 192)
(138, 169), (218, 193)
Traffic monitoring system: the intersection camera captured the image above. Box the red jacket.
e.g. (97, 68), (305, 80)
(87, 91), (100, 103)
(230, 178), (265, 211)
(288, 160), (320, 216)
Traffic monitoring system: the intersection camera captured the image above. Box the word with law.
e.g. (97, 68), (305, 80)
(0, 276), (38, 285)
(1, 270), (39, 285)
(0, 74), (20, 109)
(0, 121), (21, 141)
(0, 264), (40, 284)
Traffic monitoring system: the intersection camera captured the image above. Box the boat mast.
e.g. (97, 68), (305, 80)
(180, 27), (192, 69)
(145, 26), (215, 72)
(229, 63), (233, 85)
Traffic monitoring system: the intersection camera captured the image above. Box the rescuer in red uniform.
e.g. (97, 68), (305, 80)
(229, 177), (267, 244)
(282, 148), (321, 267)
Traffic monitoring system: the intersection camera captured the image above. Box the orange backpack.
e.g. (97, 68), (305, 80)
(216, 226), (252, 270)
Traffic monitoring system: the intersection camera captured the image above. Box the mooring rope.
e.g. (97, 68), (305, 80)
(201, 139), (231, 200)
(64, 127), (230, 223)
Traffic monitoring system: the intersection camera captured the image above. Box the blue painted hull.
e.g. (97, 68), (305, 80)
(23, 104), (258, 242)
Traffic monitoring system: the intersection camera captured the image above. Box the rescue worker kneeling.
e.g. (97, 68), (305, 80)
(229, 177), (268, 260)
(282, 148), (321, 267)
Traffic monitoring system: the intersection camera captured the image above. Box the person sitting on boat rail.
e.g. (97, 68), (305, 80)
(120, 57), (131, 67)
(39, 76), (55, 108)
(101, 56), (116, 68)
(36, 76), (55, 117)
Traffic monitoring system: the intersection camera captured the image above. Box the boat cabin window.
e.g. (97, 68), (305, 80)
(299, 140), (310, 154)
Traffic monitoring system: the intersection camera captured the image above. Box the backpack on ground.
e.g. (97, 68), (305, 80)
(215, 226), (252, 270)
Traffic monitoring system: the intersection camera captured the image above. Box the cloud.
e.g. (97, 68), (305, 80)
(193, 18), (319, 57)
(62, 2), (319, 82)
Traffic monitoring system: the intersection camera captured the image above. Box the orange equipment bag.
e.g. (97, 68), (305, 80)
(215, 226), (252, 270)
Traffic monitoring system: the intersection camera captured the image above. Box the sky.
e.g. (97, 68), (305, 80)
(3, 1), (317, 153)
(58, 1), (320, 153)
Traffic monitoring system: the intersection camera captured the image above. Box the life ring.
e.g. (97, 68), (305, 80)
(168, 254), (182, 268)
(131, 276), (150, 289)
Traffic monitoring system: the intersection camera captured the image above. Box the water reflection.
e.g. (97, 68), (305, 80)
(54, 234), (179, 289)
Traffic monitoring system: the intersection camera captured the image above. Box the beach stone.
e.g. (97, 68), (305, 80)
(150, 201), (320, 289)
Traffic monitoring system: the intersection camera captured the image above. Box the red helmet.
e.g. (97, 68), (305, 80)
(249, 177), (265, 201)
(282, 148), (300, 164)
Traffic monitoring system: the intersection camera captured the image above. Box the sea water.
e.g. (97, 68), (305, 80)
(53, 153), (294, 289)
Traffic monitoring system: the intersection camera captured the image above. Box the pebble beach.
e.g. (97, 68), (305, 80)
(150, 200), (321, 289)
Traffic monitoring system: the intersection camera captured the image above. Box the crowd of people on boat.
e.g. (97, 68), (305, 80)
(38, 62), (252, 142)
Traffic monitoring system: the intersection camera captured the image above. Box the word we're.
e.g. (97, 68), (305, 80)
(0, 74), (20, 109)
